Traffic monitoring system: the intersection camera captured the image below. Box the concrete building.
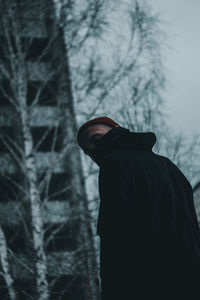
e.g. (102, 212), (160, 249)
(0, 1), (84, 299)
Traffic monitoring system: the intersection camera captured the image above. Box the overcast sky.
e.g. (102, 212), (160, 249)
(149, 0), (200, 137)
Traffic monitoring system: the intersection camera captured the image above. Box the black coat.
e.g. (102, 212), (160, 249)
(91, 127), (200, 300)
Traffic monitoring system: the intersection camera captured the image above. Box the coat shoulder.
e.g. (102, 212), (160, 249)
(155, 154), (193, 190)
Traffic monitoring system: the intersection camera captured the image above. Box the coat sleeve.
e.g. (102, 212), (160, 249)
(97, 157), (133, 239)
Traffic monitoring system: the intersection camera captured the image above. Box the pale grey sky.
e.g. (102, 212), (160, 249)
(148, 0), (200, 137)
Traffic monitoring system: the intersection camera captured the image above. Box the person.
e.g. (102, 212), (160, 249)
(77, 116), (200, 300)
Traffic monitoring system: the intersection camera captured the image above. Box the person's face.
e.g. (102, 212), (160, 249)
(79, 123), (113, 161)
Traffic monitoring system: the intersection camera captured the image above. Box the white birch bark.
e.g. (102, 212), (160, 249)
(0, 225), (17, 300)
(4, 3), (50, 296)
(17, 71), (49, 300)
(3, 2), (50, 294)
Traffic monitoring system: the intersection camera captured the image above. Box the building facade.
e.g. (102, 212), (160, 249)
(0, 1), (93, 299)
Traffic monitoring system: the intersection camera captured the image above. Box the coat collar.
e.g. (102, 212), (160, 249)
(91, 126), (156, 166)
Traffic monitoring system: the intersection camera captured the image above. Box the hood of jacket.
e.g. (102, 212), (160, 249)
(90, 126), (156, 166)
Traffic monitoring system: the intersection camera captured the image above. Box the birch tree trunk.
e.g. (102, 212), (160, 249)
(0, 2), (49, 298)
(0, 225), (17, 300)
(16, 70), (49, 300)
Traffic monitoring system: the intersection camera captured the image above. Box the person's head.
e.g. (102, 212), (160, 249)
(77, 117), (120, 162)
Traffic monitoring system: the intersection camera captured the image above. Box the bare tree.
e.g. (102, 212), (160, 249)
(157, 130), (200, 186)
(0, 0), (102, 299)
(0, 1), (51, 299)
(0, 225), (17, 300)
